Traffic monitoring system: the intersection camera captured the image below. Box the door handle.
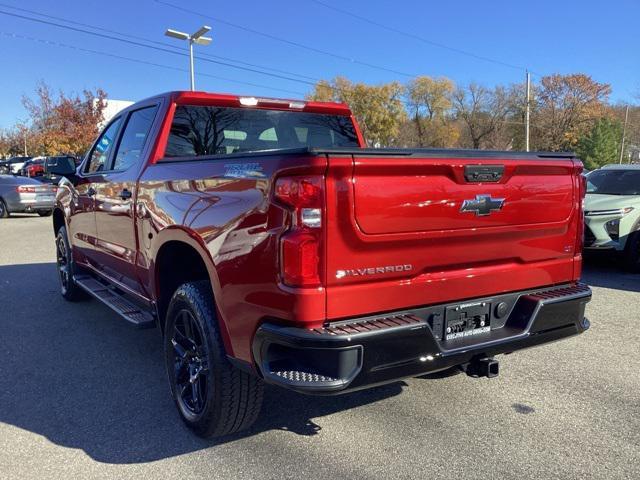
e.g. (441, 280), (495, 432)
(119, 189), (132, 200)
(87, 187), (97, 196)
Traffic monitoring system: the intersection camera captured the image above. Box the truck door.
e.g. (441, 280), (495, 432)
(68, 117), (123, 267)
(94, 105), (159, 299)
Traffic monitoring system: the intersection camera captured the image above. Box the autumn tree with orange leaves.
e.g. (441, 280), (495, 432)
(531, 74), (612, 151)
(21, 82), (107, 157)
(308, 76), (406, 147)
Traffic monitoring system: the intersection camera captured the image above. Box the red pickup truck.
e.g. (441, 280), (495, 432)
(52, 91), (591, 437)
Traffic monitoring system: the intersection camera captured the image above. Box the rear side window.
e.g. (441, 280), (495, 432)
(86, 118), (122, 174)
(163, 106), (359, 158)
(112, 106), (158, 171)
(46, 156), (76, 174)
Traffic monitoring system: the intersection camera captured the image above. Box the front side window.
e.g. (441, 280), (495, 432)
(163, 106), (359, 158)
(112, 106), (159, 171)
(86, 118), (122, 174)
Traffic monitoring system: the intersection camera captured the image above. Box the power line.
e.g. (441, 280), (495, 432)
(0, 31), (307, 96)
(153, 0), (419, 78)
(0, 9), (326, 89)
(0, 2), (319, 82)
(308, 0), (543, 76)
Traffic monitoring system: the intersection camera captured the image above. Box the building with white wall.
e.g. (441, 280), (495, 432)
(96, 99), (134, 128)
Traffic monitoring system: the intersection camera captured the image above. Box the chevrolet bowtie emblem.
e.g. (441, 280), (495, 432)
(460, 195), (505, 216)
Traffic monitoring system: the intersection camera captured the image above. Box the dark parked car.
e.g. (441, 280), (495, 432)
(43, 157), (79, 185)
(0, 174), (56, 218)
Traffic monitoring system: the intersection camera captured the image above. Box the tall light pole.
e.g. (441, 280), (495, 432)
(165, 25), (212, 91)
(619, 105), (629, 164)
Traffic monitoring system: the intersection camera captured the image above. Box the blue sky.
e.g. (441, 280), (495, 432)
(0, 0), (638, 128)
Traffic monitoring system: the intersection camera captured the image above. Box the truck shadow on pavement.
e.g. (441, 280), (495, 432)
(0, 262), (405, 464)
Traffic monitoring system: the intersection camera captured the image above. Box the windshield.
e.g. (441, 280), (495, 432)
(586, 169), (640, 195)
(164, 106), (359, 158)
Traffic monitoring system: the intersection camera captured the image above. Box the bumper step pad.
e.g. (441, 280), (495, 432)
(313, 314), (424, 336)
(273, 370), (339, 383)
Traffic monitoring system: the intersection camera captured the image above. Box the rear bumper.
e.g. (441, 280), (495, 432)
(252, 283), (592, 394)
(6, 197), (54, 212)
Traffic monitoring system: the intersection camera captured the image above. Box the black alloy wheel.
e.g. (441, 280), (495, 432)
(171, 309), (210, 416)
(0, 199), (8, 218)
(55, 227), (86, 301)
(164, 281), (264, 438)
(56, 233), (72, 294)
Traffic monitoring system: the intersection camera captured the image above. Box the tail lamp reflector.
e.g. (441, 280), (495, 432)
(275, 176), (324, 287)
(281, 232), (320, 286)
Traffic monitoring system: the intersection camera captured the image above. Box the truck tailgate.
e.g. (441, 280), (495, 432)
(324, 152), (582, 319)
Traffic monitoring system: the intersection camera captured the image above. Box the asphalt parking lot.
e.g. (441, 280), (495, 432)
(0, 215), (638, 480)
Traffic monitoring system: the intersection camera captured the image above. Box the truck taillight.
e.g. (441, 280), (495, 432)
(275, 176), (324, 287)
(576, 173), (587, 253)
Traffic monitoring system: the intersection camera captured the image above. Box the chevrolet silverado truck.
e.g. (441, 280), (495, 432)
(51, 91), (592, 438)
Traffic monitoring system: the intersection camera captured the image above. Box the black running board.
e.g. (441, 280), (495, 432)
(74, 274), (156, 329)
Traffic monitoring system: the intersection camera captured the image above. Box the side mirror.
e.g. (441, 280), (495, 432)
(47, 157), (77, 176)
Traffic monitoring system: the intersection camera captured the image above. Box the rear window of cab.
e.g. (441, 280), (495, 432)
(163, 105), (359, 158)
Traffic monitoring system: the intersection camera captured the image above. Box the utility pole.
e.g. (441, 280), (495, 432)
(619, 105), (629, 164)
(164, 26), (212, 91)
(23, 132), (27, 156)
(525, 70), (531, 152)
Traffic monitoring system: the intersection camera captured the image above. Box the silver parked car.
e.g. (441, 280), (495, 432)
(0, 175), (56, 218)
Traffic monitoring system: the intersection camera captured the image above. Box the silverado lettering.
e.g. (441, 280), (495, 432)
(336, 264), (413, 278)
(51, 90), (592, 439)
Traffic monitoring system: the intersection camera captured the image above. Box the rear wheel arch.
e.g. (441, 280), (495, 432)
(153, 236), (233, 355)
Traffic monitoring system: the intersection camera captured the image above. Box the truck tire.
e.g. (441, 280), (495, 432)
(0, 199), (9, 218)
(55, 226), (87, 301)
(164, 281), (264, 438)
(623, 231), (640, 272)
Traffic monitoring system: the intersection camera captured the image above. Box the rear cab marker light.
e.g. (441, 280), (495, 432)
(239, 96), (307, 110)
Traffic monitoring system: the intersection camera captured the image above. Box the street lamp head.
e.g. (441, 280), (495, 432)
(193, 36), (212, 46)
(164, 25), (212, 91)
(191, 25), (211, 40)
(165, 29), (190, 41)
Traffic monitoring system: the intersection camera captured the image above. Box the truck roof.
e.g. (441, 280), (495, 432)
(134, 90), (353, 116)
